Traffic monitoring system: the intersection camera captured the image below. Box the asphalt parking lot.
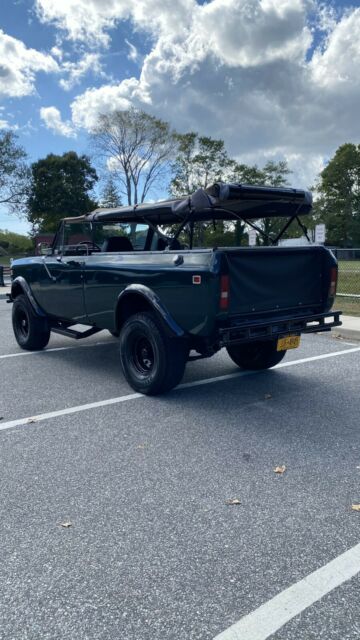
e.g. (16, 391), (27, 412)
(1, 298), (360, 640)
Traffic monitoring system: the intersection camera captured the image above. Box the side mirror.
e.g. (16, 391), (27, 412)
(38, 242), (49, 256)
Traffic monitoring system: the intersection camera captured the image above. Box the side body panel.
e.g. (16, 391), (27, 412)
(82, 251), (219, 335)
(11, 256), (87, 322)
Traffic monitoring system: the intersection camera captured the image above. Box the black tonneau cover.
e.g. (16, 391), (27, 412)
(86, 183), (312, 225)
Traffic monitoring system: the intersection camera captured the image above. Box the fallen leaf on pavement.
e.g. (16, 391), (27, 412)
(59, 521), (72, 528)
(225, 498), (241, 505)
(351, 505), (360, 512)
(137, 444), (146, 449)
(264, 393), (272, 400)
(274, 465), (286, 474)
(27, 418), (37, 424)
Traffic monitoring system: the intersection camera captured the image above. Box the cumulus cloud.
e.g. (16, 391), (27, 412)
(34, 0), (360, 186)
(40, 106), (76, 137)
(59, 52), (106, 90)
(0, 29), (58, 99)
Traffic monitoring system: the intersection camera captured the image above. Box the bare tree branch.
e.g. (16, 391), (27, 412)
(90, 108), (176, 206)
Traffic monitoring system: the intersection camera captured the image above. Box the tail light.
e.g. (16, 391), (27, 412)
(219, 275), (230, 310)
(329, 267), (338, 298)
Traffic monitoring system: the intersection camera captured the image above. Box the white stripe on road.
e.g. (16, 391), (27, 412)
(0, 346), (359, 433)
(0, 340), (112, 359)
(214, 541), (360, 640)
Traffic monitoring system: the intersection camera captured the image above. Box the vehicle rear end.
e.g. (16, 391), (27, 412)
(213, 245), (340, 353)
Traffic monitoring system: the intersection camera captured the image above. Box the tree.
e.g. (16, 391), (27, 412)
(229, 159), (293, 245)
(170, 133), (235, 246)
(27, 152), (98, 232)
(0, 130), (30, 214)
(0, 229), (33, 255)
(99, 175), (122, 208)
(91, 108), (175, 206)
(313, 143), (360, 247)
(170, 133), (233, 197)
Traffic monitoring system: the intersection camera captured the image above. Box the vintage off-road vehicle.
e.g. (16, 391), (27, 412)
(8, 183), (341, 394)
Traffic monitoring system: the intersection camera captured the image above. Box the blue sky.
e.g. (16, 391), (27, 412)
(1, 0), (360, 234)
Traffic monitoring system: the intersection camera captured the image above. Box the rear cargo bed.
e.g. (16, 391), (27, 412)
(223, 246), (326, 316)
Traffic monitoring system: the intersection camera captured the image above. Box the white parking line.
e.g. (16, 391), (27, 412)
(0, 340), (112, 359)
(0, 346), (359, 433)
(214, 541), (360, 640)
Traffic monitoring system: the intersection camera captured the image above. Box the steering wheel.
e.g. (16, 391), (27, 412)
(76, 241), (102, 252)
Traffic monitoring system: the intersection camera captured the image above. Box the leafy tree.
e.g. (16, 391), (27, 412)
(170, 133), (233, 197)
(313, 143), (360, 247)
(0, 130), (30, 214)
(91, 108), (175, 206)
(171, 133), (235, 246)
(100, 175), (122, 208)
(27, 152), (98, 233)
(229, 159), (293, 245)
(0, 229), (33, 254)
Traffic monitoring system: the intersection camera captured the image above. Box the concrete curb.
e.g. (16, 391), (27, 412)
(332, 329), (360, 342)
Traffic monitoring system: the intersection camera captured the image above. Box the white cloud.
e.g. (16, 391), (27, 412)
(310, 8), (360, 89)
(35, 0), (129, 47)
(34, 0), (360, 186)
(40, 106), (76, 137)
(125, 39), (139, 64)
(0, 29), (58, 99)
(71, 77), (146, 129)
(59, 52), (106, 90)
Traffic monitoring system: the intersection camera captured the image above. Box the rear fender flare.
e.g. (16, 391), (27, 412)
(10, 277), (47, 318)
(116, 284), (184, 338)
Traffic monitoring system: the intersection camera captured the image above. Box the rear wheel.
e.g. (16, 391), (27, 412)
(12, 294), (50, 351)
(120, 312), (187, 395)
(226, 340), (286, 370)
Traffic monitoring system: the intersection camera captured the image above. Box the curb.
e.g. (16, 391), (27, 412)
(332, 328), (360, 342)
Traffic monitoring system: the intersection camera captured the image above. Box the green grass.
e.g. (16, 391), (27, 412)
(335, 297), (360, 317)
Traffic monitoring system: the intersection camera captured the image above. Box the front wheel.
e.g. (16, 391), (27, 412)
(119, 312), (187, 395)
(12, 294), (50, 351)
(226, 340), (286, 370)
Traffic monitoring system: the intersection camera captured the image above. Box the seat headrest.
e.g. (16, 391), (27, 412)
(104, 236), (133, 252)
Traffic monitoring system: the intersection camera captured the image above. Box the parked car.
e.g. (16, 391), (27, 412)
(8, 183), (341, 394)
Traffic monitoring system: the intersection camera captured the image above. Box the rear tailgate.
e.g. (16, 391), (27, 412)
(222, 246), (327, 316)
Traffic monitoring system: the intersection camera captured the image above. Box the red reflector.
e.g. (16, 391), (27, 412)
(220, 275), (230, 310)
(192, 275), (201, 285)
(329, 267), (338, 298)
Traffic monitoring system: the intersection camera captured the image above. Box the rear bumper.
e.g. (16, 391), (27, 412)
(218, 311), (342, 347)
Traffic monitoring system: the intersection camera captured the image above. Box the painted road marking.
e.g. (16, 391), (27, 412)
(0, 346), (359, 433)
(0, 340), (112, 359)
(214, 541), (360, 640)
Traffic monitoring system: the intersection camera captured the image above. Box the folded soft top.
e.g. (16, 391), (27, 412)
(84, 183), (312, 224)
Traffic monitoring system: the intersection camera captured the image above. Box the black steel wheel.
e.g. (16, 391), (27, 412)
(120, 312), (187, 395)
(226, 340), (286, 370)
(12, 294), (50, 351)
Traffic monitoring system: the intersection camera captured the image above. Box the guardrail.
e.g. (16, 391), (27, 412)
(0, 265), (11, 287)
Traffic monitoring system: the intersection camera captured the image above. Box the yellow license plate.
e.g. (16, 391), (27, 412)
(277, 335), (301, 351)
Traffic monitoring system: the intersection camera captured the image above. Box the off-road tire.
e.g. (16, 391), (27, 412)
(226, 340), (286, 370)
(12, 294), (50, 351)
(119, 312), (187, 395)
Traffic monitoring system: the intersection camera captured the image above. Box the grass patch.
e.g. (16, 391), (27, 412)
(335, 296), (360, 317)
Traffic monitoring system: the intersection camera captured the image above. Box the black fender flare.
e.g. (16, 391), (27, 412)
(10, 277), (47, 317)
(116, 284), (184, 338)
